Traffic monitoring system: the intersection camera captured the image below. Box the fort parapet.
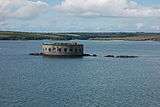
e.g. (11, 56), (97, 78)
(42, 42), (84, 56)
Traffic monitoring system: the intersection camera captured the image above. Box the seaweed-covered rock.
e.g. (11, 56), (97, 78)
(104, 55), (115, 58)
(83, 54), (98, 57)
(29, 53), (43, 56)
(83, 54), (92, 56)
(92, 54), (97, 57)
(116, 55), (138, 58)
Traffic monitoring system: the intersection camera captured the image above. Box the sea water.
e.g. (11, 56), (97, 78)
(0, 40), (160, 107)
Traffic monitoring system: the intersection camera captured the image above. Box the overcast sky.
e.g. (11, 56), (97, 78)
(0, 0), (160, 32)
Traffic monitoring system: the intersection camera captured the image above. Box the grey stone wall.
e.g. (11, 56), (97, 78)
(42, 44), (83, 56)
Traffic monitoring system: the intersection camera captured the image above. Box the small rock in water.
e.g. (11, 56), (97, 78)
(92, 54), (97, 57)
(29, 53), (43, 56)
(83, 54), (92, 56)
(104, 55), (115, 58)
(116, 55), (138, 58)
(83, 54), (98, 57)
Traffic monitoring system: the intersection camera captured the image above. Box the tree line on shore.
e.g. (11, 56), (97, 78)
(0, 31), (160, 41)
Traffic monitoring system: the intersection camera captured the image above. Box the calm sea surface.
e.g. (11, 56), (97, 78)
(0, 40), (160, 107)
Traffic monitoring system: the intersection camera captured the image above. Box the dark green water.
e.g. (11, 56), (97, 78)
(0, 40), (160, 107)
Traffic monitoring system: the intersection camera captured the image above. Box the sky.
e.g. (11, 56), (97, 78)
(0, 0), (160, 32)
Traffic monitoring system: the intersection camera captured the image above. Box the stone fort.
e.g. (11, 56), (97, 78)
(42, 42), (84, 56)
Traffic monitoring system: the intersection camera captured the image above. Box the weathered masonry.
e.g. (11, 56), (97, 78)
(42, 43), (84, 56)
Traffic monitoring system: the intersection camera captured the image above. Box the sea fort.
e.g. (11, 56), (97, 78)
(42, 42), (84, 56)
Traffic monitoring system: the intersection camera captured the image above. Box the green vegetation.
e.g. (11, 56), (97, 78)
(0, 31), (160, 41)
(0, 31), (64, 40)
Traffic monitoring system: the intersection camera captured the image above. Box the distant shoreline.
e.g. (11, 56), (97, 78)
(0, 31), (160, 41)
(89, 36), (160, 41)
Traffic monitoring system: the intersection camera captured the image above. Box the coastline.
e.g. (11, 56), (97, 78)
(0, 31), (160, 41)
(89, 36), (160, 41)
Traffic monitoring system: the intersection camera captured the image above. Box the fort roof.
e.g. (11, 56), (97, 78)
(42, 42), (83, 46)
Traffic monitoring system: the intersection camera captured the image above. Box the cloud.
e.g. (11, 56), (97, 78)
(136, 23), (144, 29)
(0, 0), (49, 20)
(55, 0), (160, 17)
(151, 25), (160, 31)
